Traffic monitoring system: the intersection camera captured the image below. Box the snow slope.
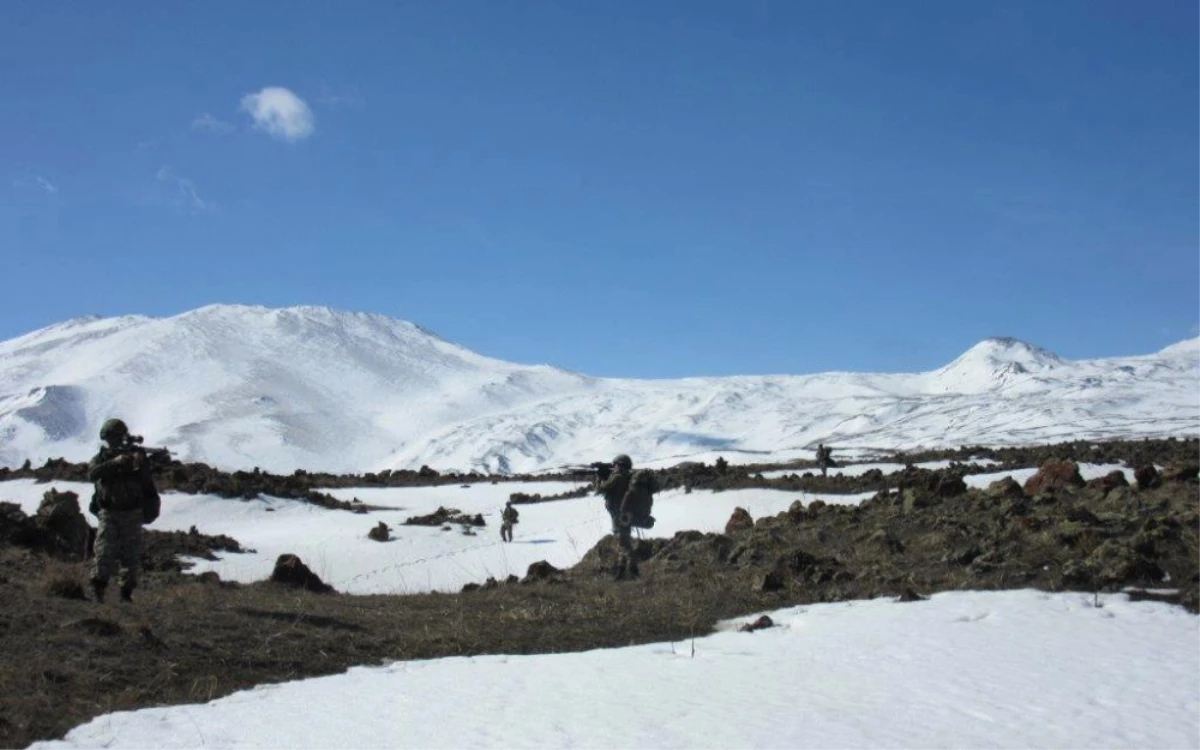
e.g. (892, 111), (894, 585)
(1, 305), (1196, 473)
(26, 590), (1200, 750)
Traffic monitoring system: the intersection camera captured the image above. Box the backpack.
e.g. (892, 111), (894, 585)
(139, 459), (161, 525)
(622, 470), (658, 529)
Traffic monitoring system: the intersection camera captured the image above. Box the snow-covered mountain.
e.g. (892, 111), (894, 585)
(1, 305), (1196, 473)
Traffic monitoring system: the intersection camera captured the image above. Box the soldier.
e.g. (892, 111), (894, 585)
(500, 501), (519, 542)
(87, 418), (159, 603)
(816, 444), (832, 477)
(596, 453), (639, 580)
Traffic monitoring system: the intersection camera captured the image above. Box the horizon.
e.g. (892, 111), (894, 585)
(2, 1), (1197, 378)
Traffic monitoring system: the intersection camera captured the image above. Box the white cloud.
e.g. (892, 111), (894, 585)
(240, 86), (315, 142)
(192, 112), (235, 134)
(11, 176), (58, 194)
(156, 166), (210, 212)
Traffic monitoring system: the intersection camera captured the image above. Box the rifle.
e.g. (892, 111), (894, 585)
(568, 461), (613, 483)
(115, 433), (174, 468)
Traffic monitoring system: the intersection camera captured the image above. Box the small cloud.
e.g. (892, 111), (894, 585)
(156, 166), (210, 212)
(240, 86), (315, 142)
(11, 175), (58, 194)
(316, 85), (363, 108)
(191, 112), (235, 134)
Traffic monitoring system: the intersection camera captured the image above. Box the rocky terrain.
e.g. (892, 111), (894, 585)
(0, 437), (1195, 747)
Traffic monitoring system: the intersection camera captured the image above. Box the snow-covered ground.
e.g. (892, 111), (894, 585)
(7, 466), (1198, 749)
(0, 463), (1148, 595)
(28, 589), (1199, 750)
(1, 478), (868, 595)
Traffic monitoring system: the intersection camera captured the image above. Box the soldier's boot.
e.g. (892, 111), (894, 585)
(90, 578), (107, 603)
(628, 561), (640, 579)
(611, 561), (627, 581)
(119, 583), (135, 603)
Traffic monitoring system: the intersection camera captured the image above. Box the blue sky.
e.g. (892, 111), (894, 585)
(2, 1), (1196, 378)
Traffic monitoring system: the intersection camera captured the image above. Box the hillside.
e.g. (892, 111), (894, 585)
(1, 305), (1196, 473)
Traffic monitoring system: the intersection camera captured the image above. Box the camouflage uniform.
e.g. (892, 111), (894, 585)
(500, 504), (519, 542)
(88, 421), (159, 601)
(597, 455), (638, 579)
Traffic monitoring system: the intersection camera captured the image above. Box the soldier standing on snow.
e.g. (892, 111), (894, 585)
(500, 501), (519, 542)
(816, 444), (833, 477)
(87, 418), (160, 603)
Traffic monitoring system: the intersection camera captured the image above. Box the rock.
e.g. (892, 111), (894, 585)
(725, 507), (754, 534)
(934, 474), (967, 498)
(523, 560), (560, 583)
(1134, 464), (1162, 490)
(753, 570), (785, 592)
(1024, 460), (1085, 496)
(897, 587), (927, 602)
(739, 614), (775, 632)
(269, 554), (333, 593)
(367, 521), (390, 542)
(1161, 463), (1199, 483)
(405, 506), (485, 527)
(1085, 470), (1129, 493)
(35, 489), (90, 560)
(986, 476), (1024, 499)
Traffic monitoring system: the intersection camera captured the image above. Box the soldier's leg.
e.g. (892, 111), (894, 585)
(615, 523), (635, 579)
(116, 511), (142, 600)
(90, 511), (118, 600)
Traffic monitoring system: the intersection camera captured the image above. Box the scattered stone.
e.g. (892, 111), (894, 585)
(739, 614), (775, 632)
(1024, 460), (1084, 496)
(725, 507), (754, 534)
(269, 554), (333, 594)
(405, 507), (485, 527)
(367, 522), (390, 542)
(1134, 464), (1161, 490)
(523, 560), (560, 583)
(986, 476), (1024, 499)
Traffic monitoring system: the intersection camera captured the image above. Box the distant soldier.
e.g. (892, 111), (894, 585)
(500, 501), (519, 542)
(596, 453), (639, 579)
(816, 444), (833, 477)
(87, 418), (160, 603)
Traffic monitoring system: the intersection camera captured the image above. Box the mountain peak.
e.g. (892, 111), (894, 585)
(926, 337), (1064, 394)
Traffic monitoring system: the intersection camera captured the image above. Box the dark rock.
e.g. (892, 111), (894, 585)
(404, 507), (485, 527)
(725, 507), (754, 535)
(1134, 464), (1162, 490)
(367, 522), (390, 542)
(523, 560), (560, 582)
(1024, 460), (1085, 496)
(269, 554), (333, 593)
(738, 614), (775, 632)
(986, 476), (1024, 499)
(753, 570), (786, 592)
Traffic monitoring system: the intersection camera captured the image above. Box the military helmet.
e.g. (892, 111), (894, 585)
(99, 418), (128, 440)
(613, 454), (632, 471)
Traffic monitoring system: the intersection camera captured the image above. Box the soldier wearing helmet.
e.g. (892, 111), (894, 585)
(87, 418), (160, 603)
(595, 453), (639, 579)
